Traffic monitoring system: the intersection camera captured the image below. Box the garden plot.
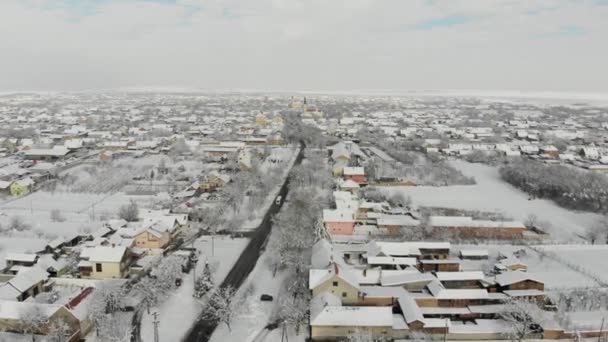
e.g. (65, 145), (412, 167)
(536, 245), (608, 285)
(383, 160), (603, 241)
(455, 244), (601, 290)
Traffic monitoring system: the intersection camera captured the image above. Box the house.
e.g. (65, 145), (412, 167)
(323, 209), (355, 235)
(420, 259), (460, 273)
(310, 304), (394, 341)
(4, 253), (39, 269)
(0, 267), (48, 301)
(540, 145), (559, 157)
(459, 250), (489, 260)
(0, 180), (13, 194)
(23, 146), (70, 161)
(78, 246), (129, 279)
(9, 178), (34, 197)
(200, 171), (231, 192)
(495, 257), (528, 272)
(0, 301), (81, 341)
(343, 166), (366, 184)
(376, 215), (420, 234)
(435, 271), (484, 289)
(98, 150), (114, 161)
(309, 263), (360, 305)
(493, 271), (544, 291)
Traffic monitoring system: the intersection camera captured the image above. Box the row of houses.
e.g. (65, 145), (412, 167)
(309, 239), (552, 341)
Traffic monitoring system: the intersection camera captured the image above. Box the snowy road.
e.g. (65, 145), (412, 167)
(183, 143), (305, 342)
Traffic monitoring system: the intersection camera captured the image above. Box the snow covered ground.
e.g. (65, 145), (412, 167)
(383, 160), (604, 241)
(455, 244), (601, 290)
(537, 245), (608, 285)
(140, 235), (249, 342)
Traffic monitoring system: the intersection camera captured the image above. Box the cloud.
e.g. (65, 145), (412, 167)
(414, 15), (472, 30)
(0, 0), (606, 92)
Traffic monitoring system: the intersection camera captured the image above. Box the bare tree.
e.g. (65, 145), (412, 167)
(524, 213), (538, 229)
(47, 318), (74, 342)
(19, 305), (49, 341)
(118, 200), (139, 222)
(585, 224), (604, 245)
(499, 298), (544, 342)
(9, 216), (30, 232)
(200, 286), (240, 331)
(50, 209), (66, 223)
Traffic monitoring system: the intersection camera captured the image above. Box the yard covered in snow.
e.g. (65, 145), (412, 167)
(455, 244), (601, 290)
(383, 160), (604, 241)
(536, 244), (608, 285)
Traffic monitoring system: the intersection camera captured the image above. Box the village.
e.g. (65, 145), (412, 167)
(0, 92), (606, 342)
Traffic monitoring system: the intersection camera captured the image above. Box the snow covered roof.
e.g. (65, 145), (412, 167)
(308, 263), (359, 290)
(5, 253), (38, 263)
(311, 306), (393, 327)
(376, 215), (419, 227)
(381, 271), (434, 287)
(339, 179), (360, 189)
(436, 289), (489, 300)
(460, 249), (489, 257)
(343, 166), (364, 176)
(495, 271), (542, 286)
(311, 239), (342, 269)
(368, 256), (417, 266)
(322, 209), (354, 222)
(430, 216), (525, 229)
(24, 146), (70, 157)
(0, 267), (48, 298)
(80, 246), (127, 263)
(435, 271), (485, 282)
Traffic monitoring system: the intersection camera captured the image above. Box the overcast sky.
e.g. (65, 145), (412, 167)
(1, 0), (607, 93)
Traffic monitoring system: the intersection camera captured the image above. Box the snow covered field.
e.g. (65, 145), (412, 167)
(384, 160), (604, 241)
(537, 245), (608, 285)
(140, 235), (249, 342)
(456, 244), (601, 290)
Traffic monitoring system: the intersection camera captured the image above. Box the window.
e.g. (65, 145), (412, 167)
(342, 292), (347, 298)
(96, 263), (103, 272)
(332, 281), (338, 287)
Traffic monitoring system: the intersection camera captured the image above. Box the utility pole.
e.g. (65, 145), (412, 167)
(152, 312), (160, 342)
(599, 317), (605, 342)
(281, 321), (288, 342)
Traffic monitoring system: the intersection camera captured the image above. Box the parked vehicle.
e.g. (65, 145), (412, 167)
(260, 294), (274, 302)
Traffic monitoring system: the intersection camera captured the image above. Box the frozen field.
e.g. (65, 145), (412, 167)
(384, 160), (603, 241)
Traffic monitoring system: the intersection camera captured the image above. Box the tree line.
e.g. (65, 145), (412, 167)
(499, 160), (608, 213)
